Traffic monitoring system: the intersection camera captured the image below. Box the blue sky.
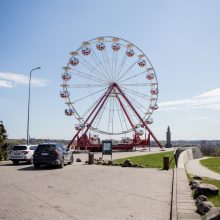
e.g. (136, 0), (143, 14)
(0, 0), (220, 141)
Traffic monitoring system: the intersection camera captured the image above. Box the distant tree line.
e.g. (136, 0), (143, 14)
(200, 140), (220, 156)
(0, 121), (9, 161)
(8, 138), (70, 148)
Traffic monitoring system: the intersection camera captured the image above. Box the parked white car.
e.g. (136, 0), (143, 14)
(9, 145), (38, 165)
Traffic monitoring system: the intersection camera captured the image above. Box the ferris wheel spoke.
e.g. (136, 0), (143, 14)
(117, 60), (138, 82)
(120, 86), (151, 99)
(113, 87), (136, 130)
(78, 54), (109, 83)
(127, 104), (139, 125)
(108, 97), (112, 134)
(109, 97), (115, 134)
(113, 51), (118, 82)
(111, 51), (115, 81)
(81, 91), (107, 119)
(118, 70), (146, 83)
(67, 84), (107, 88)
(72, 87), (108, 104)
(100, 51), (111, 79)
(93, 95), (109, 130)
(115, 98), (126, 133)
(120, 83), (154, 87)
(115, 53), (127, 82)
(70, 69), (107, 84)
(104, 49), (113, 81)
(90, 48), (112, 82)
(112, 98), (115, 134)
(122, 90), (149, 115)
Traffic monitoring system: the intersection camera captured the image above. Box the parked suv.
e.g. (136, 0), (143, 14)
(33, 143), (73, 169)
(9, 145), (37, 165)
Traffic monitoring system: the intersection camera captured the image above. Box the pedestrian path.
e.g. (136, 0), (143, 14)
(174, 168), (200, 220)
(186, 158), (220, 180)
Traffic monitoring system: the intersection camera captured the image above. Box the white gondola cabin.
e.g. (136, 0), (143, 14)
(62, 72), (71, 81)
(65, 109), (74, 116)
(126, 49), (134, 57)
(81, 47), (91, 56)
(145, 118), (153, 124)
(69, 57), (79, 66)
(138, 59), (146, 67)
(146, 72), (154, 80)
(75, 123), (85, 130)
(150, 104), (159, 110)
(137, 129), (144, 136)
(112, 43), (120, 51)
(96, 42), (105, 51)
(60, 91), (69, 98)
(151, 88), (158, 95)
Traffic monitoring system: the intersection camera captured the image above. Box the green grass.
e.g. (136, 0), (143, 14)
(114, 151), (175, 169)
(187, 174), (220, 207)
(202, 178), (220, 207)
(200, 157), (220, 174)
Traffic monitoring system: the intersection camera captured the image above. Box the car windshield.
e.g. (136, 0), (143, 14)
(13, 146), (27, 150)
(35, 144), (56, 152)
(29, 146), (37, 150)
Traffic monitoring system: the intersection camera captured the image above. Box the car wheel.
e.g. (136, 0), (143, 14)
(68, 155), (74, 165)
(58, 158), (64, 168)
(34, 163), (40, 169)
(13, 160), (19, 165)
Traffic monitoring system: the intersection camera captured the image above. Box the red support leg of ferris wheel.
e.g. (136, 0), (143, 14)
(68, 83), (163, 150)
(114, 83), (163, 149)
(67, 86), (113, 148)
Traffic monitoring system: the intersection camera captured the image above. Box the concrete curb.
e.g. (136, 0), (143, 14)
(172, 168), (200, 220)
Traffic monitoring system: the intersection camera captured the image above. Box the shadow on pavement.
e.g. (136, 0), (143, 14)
(0, 162), (30, 166)
(17, 165), (59, 171)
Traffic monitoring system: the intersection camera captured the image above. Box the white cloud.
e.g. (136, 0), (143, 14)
(0, 72), (48, 88)
(0, 80), (14, 88)
(159, 88), (220, 111)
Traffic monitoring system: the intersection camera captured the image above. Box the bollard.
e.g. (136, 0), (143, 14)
(88, 152), (94, 164)
(163, 156), (169, 170)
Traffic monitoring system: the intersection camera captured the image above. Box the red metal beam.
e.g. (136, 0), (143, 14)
(81, 84), (114, 137)
(112, 87), (135, 129)
(67, 86), (112, 148)
(114, 83), (163, 149)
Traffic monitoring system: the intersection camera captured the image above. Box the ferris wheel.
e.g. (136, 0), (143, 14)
(60, 36), (159, 143)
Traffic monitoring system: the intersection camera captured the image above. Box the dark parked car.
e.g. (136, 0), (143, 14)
(33, 143), (73, 169)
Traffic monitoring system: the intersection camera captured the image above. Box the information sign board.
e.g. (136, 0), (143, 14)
(102, 140), (112, 159)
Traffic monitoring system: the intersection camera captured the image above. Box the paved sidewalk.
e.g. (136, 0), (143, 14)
(186, 158), (220, 180)
(0, 159), (173, 220)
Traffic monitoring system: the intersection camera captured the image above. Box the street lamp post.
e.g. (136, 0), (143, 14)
(26, 67), (41, 146)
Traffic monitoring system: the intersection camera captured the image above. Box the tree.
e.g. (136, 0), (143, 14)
(0, 121), (9, 161)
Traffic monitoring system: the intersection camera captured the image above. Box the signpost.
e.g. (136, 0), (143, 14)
(102, 140), (112, 160)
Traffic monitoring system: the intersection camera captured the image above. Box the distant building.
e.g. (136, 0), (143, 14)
(165, 126), (172, 148)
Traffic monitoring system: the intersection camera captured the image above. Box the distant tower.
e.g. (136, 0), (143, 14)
(165, 126), (172, 148)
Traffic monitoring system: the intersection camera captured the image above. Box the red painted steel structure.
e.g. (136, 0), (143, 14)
(67, 83), (163, 150)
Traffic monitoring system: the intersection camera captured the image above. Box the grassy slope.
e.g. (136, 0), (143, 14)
(114, 151), (175, 169)
(202, 178), (220, 207)
(187, 174), (220, 207)
(200, 157), (220, 174)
